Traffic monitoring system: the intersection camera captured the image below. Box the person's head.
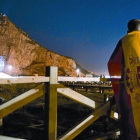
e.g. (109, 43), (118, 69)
(127, 19), (140, 33)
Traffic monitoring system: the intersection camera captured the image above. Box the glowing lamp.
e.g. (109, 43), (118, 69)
(76, 68), (80, 76)
(76, 69), (80, 73)
(7, 65), (12, 70)
(114, 112), (118, 119)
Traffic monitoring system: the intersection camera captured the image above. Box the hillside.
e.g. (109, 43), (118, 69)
(0, 14), (89, 76)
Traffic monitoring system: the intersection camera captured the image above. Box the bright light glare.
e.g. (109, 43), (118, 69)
(76, 69), (80, 73)
(116, 131), (121, 136)
(114, 112), (118, 119)
(106, 97), (109, 101)
(110, 76), (121, 78)
(8, 65), (12, 70)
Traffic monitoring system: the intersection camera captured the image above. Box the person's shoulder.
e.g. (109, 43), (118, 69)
(116, 39), (122, 47)
(120, 34), (128, 42)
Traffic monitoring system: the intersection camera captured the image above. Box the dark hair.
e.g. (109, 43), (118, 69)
(127, 19), (140, 33)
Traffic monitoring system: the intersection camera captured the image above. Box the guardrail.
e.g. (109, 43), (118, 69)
(0, 66), (119, 140)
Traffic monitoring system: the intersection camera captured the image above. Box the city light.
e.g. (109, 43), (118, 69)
(114, 112), (118, 119)
(76, 69), (80, 73)
(7, 65), (12, 71)
(76, 68), (80, 76)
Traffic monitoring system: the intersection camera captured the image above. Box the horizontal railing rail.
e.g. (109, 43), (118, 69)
(0, 76), (100, 84)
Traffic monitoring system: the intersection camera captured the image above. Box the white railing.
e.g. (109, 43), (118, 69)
(0, 76), (100, 84)
(0, 67), (118, 140)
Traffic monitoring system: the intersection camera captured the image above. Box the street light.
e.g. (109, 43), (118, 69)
(76, 68), (80, 77)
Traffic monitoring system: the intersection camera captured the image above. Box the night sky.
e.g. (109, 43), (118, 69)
(0, 0), (140, 75)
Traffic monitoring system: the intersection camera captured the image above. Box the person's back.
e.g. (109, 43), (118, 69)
(108, 19), (140, 140)
(122, 31), (140, 67)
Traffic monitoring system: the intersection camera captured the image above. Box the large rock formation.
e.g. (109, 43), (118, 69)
(0, 14), (88, 76)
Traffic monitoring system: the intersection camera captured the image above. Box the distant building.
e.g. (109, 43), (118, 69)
(85, 74), (93, 77)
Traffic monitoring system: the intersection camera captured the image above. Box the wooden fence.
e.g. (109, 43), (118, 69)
(0, 66), (119, 140)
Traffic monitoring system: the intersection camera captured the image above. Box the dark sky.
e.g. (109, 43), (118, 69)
(0, 0), (140, 75)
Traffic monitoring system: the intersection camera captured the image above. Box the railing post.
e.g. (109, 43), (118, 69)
(45, 66), (58, 140)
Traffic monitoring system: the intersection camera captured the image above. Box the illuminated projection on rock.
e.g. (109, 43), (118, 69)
(0, 56), (5, 72)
